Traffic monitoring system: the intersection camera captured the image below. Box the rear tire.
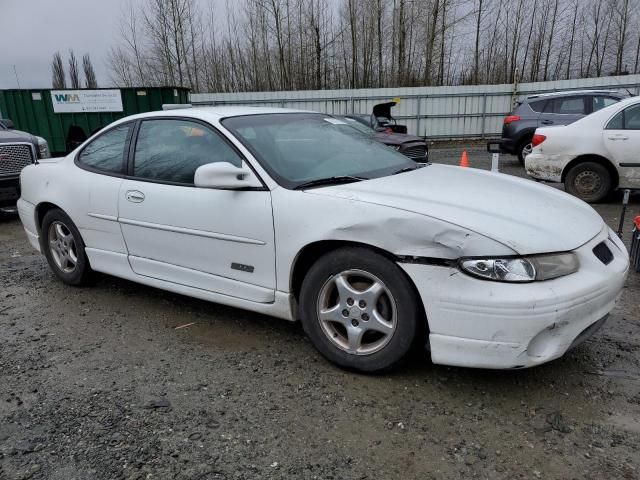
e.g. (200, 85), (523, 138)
(517, 139), (533, 165)
(299, 247), (423, 372)
(564, 162), (612, 203)
(41, 208), (92, 286)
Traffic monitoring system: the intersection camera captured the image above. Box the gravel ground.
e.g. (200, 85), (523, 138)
(1, 146), (639, 480)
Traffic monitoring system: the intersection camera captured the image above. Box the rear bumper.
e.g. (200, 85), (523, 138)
(399, 227), (629, 369)
(499, 138), (517, 154)
(525, 152), (571, 183)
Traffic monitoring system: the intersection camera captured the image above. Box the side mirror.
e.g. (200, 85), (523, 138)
(194, 162), (261, 189)
(0, 118), (14, 129)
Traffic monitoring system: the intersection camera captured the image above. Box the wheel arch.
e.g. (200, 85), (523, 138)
(290, 239), (428, 324)
(290, 239), (430, 348)
(561, 154), (619, 188)
(514, 128), (537, 148)
(35, 202), (64, 235)
(289, 240), (396, 300)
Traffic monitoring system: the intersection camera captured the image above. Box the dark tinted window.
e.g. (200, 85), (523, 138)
(606, 104), (640, 130)
(624, 104), (640, 129)
(133, 119), (242, 184)
(529, 100), (546, 113)
(592, 96), (619, 112)
(78, 124), (131, 173)
(606, 111), (624, 129)
(552, 96), (586, 115)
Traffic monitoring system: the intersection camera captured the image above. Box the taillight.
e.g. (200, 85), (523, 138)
(532, 134), (546, 147)
(503, 115), (521, 125)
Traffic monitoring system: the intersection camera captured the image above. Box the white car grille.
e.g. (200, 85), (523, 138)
(0, 143), (34, 176)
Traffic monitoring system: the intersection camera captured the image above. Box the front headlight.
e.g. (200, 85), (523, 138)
(36, 136), (51, 159)
(459, 252), (579, 282)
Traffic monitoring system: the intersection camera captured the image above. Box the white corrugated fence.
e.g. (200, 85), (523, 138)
(191, 75), (640, 139)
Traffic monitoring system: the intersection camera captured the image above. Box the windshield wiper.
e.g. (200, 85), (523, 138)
(392, 166), (417, 175)
(294, 175), (367, 190)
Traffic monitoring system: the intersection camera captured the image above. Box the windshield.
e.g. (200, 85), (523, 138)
(338, 117), (375, 134)
(223, 113), (414, 189)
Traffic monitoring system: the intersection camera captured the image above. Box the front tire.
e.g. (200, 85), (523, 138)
(564, 161), (612, 203)
(299, 247), (422, 372)
(41, 208), (92, 285)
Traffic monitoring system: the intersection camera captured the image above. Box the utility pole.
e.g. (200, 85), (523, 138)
(13, 65), (21, 89)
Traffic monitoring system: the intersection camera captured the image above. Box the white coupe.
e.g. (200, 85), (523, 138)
(526, 95), (640, 202)
(17, 107), (629, 372)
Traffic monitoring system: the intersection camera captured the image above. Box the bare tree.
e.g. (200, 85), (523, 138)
(83, 54), (98, 88)
(51, 51), (66, 89)
(68, 50), (80, 88)
(105, 0), (640, 93)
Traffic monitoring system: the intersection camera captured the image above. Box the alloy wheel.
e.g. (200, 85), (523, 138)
(48, 221), (78, 273)
(316, 269), (397, 355)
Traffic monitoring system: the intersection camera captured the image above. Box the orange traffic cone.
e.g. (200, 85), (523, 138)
(459, 150), (469, 168)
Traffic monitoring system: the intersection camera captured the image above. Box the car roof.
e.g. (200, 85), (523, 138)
(118, 106), (317, 124)
(524, 89), (625, 101)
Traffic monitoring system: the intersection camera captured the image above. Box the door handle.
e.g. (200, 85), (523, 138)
(607, 136), (629, 141)
(125, 190), (145, 203)
(541, 120), (554, 125)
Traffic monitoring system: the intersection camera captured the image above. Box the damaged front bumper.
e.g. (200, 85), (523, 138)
(399, 227), (629, 369)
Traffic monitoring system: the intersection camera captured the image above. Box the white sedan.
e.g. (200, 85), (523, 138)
(17, 107), (629, 372)
(526, 96), (640, 202)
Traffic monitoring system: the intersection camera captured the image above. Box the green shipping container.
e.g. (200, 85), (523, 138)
(0, 87), (190, 154)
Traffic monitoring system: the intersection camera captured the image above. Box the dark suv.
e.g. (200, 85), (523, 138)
(500, 90), (627, 163)
(0, 119), (50, 212)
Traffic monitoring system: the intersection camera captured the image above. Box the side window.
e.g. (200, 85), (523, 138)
(553, 96), (586, 115)
(606, 111), (624, 130)
(529, 100), (546, 113)
(623, 104), (640, 130)
(592, 96), (619, 112)
(133, 119), (243, 184)
(78, 124), (131, 173)
(606, 105), (640, 130)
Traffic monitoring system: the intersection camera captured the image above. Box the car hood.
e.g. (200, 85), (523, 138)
(309, 164), (604, 255)
(0, 129), (36, 144)
(373, 131), (424, 145)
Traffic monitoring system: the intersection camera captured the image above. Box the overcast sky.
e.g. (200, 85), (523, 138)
(0, 0), (131, 89)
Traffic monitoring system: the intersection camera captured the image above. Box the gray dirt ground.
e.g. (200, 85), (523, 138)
(1, 146), (639, 480)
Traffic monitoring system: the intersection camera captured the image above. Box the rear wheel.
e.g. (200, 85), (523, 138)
(564, 161), (612, 203)
(41, 208), (92, 285)
(299, 247), (422, 372)
(517, 140), (533, 164)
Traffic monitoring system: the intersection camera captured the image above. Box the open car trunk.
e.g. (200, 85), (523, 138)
(372, 102), (407, 134)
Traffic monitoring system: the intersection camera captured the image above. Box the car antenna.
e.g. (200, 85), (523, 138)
(606, 74), (635, 97)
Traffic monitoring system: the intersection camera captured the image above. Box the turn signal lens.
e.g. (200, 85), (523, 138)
(532, 134), (547, 147)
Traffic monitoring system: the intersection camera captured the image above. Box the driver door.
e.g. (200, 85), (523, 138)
(118, 118), (276, 303)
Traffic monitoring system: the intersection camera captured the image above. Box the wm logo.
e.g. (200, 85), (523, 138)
(54, 94), (80, 102)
